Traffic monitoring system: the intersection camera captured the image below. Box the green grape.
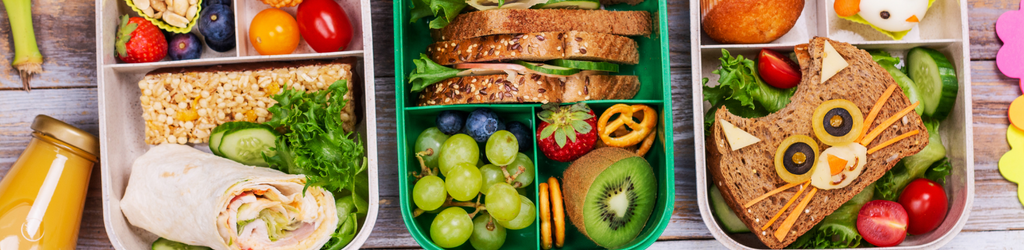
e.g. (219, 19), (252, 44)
(438, 134), (479, 176)
(430, 207), (473, 248)
(496, 195), (536, 230)
(479, 164), (505, 195)
(415, 127), (450, 170)
(485, 130), (518, 166)
(470, 212), (507, 250)
(508, 153), (535, 187)
(446, 163), (482, 201)
(485, 183), (521, 221)
(413, 175), (446, 211)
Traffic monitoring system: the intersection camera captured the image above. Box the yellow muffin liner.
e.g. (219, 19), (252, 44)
(125, 0), (204, 33)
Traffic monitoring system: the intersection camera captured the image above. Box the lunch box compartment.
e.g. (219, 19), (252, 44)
(698, 0), (821, 47)
(95, 0), (379, 249)
(393, 0), (674, 248)
(690, 0), (974, 249)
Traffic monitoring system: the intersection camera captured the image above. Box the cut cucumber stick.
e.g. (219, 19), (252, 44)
(218, 123), (279, 167)
(515, 61), (580, 76)
(907, 47), (958, 121)
(710, 185), (750, 233)
(535, 0), (600, 9)
(550, 59), (619, 72)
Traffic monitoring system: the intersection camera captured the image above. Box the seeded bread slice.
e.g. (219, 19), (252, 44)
(431, 9), (653, 41)
(706, 37), (929, 249)
(416, 72), (639, 106)
(427, 31), (640, 65)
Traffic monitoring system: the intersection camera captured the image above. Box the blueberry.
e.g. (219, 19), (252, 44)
(198, 4), (235, 52)
(464, 108), (504, 143)
(200, 0), (231, 9)
(436, 110), (467, 135)
(168, 33), (203, 60)
(505, 121), (532, 152)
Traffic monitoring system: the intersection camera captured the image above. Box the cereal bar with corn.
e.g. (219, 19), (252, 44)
(139, 59), (357, 145)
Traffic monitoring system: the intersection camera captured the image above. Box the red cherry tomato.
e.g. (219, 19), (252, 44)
(296, 0), (354, 53)
(899, 178), (949, 235)
(857, 200), (908, 247)
(757, 49), (802, 89)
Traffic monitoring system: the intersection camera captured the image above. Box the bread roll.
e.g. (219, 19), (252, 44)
(701, 0), (804, 44)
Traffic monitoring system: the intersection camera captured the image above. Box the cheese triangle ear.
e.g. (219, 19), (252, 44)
(820, 41), (849, 83)
(719, 119), (761, 151)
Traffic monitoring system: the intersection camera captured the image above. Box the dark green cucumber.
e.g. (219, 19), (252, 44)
(535, 0), (600, 9)
(152, 238), (212, 250)
(549, 59), (619, 72)
(907, 47), (958, 121)
(218, 123), (279, 167)
(209, 121), (252, 156)
(710, 185), (750, 233)
(514, 61), (580, 76)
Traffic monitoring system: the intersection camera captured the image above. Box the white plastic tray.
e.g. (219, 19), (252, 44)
(690, 0), (974, 249)
(93, 0), (379, 248)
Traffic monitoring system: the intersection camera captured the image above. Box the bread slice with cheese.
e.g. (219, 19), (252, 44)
(706, 37), (929, 249)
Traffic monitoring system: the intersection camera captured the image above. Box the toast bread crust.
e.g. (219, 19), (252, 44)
(427, 31), (640, 65)
(707, 37), (929, 248)
(432, 9), (653, 41)
(416, 72), (639, 106)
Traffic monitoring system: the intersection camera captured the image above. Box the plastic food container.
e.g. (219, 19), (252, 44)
(94, 0), (378, 249)
(393, 0), (673, 248)
(690, 0), (974, 249)
(0, 115), (100, 250)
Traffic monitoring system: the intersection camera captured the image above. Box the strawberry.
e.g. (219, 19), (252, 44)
(536, 103), (597, 162)
(115, 15), (167, 63)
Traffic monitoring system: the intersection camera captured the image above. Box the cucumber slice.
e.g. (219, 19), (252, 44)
(535, 0), (600, 9)
(209, 121), (252, 156)
(152, 238), (212, 250)
(550, 59), (619, 72)
(219, 124), (279, 167)
(907, 47), (958, 121)
(710, 185), (750, 233)
(514, 61), (580, 76)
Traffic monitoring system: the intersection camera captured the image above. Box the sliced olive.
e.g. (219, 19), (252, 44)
(812, 99), (864, 146)
(774, 135), (820, 184)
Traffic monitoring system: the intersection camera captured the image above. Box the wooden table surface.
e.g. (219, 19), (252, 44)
(0, 0), (1022, 248)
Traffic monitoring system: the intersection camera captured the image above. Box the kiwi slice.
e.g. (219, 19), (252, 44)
(550, 59), (620, 72)
(563, 147), (656, 249)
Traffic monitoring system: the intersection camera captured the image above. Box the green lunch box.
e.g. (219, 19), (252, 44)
(393, 0), (674, 248)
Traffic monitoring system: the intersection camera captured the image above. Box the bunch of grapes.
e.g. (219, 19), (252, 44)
(412, 126), (537, 249)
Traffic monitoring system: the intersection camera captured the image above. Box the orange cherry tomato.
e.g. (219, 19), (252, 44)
(249, 8), (300, 55)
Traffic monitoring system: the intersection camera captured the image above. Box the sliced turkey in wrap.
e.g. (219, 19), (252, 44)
(120, 144), (338, 250)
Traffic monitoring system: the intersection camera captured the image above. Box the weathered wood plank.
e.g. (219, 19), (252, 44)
(968, 0), (1021, 60)
(0, 0), (97, 89)
(646, 230), (1024, 249)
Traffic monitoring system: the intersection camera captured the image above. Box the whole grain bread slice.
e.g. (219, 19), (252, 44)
(416, 71), (638, 106)
(431, 9), (652, 41)
(706, 37), (929, 249)
(428, 31), (640, 65)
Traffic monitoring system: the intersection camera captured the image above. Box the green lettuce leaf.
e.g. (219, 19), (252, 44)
(874, 119), (946, 200)
(703, 49), (795, 133)
(924, 157), (952, 184)
(409, 54), (461, 92)
(790, 183), (874, 249)
(834, 0), (936, 40)
(408, 0), (466, 29)
(264, 80), (365, 194)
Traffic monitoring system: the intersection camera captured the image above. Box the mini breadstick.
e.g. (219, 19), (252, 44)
(548, 177), (566, 248)
(539, 183), (553, 250)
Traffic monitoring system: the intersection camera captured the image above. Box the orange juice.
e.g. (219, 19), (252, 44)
(0, 115), (98, 250)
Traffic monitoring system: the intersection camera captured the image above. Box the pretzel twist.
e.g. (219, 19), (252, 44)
(597, 104), (658, 147)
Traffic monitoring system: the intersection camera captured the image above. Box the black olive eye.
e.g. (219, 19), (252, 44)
(880, 11), (891, 19)
(774, 135), (820, 183)
(812, 99), (864, 146)
(783, 142), (815, 175)
(823, 108), (854, 137)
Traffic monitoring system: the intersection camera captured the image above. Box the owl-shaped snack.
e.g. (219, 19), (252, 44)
(834, 0), (934, 40)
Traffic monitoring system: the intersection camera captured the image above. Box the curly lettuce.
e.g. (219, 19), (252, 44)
(703, 49), (796, 133)
(874, 119), (947, 201)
